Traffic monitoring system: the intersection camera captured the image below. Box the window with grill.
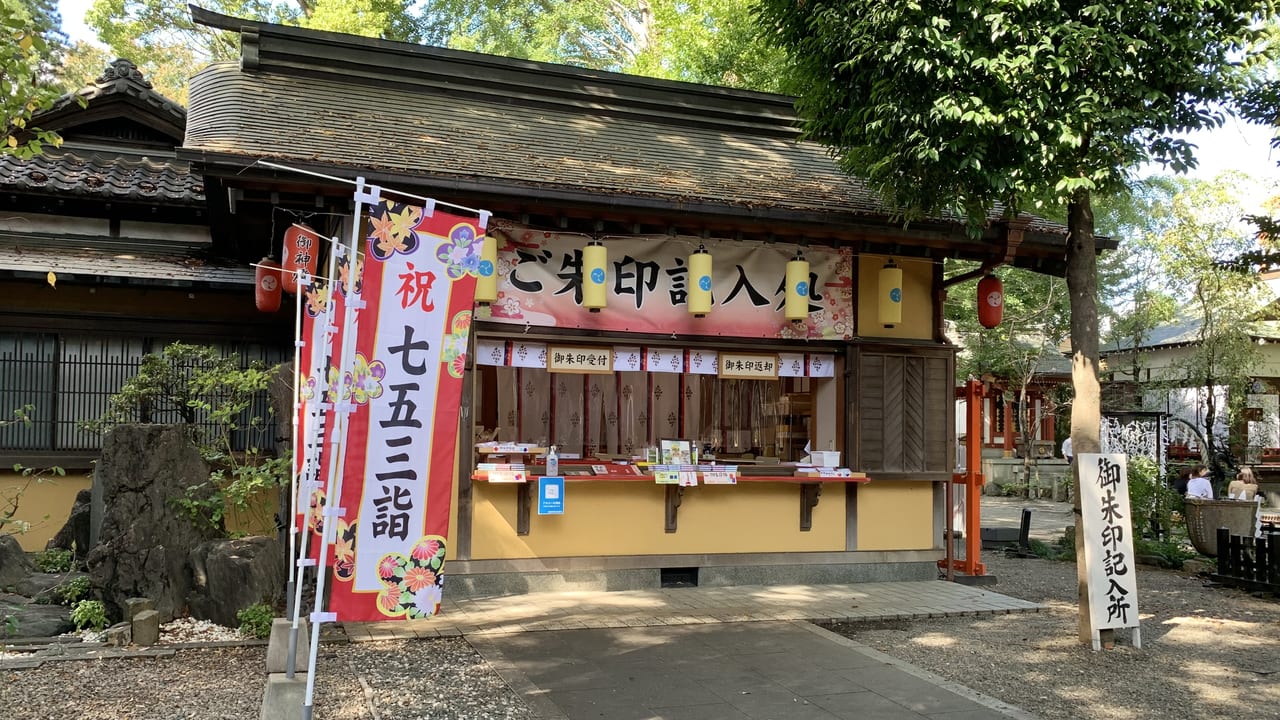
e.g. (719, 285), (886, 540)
(0, 332), (289, 454)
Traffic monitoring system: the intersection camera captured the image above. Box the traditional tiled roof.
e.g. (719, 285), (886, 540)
(0, 235), (250, 288)
(185, 8), (1094, 272)
(0, 150), (204, 204)
(42, 59), (187, 137)
(1101, 318), (1280, 353)
(6, 60), (201, 205)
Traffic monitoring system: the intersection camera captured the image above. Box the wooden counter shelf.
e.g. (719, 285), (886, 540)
(471, 471), (870, 535)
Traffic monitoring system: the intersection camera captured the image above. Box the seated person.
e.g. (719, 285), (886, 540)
(1173, 466), (1194, 496)
(1186, 465), (1213, 499)
(1227, 466), (1259, 501)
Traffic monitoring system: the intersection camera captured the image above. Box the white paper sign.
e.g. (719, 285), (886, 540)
(702, 471), (737, 485)
(779, 352), (806, 377)
(688, 350), (718, 375)
(1078, 453), (1141, 637)
(613, 346), (642, 372)
(510, 341), (547, 368)
(654, 470), (679, 484)
(476, 339), (507, 366)
(646, 347), (684, 374)
(487, 469), (528, 483)
(808, 354), (835, 378)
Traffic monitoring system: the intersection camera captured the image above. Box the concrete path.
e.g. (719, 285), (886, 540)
(470, 620), (1037, 720)
(978, 494), (1075, 542)
(346, 580), (1043, 719)
(337, 496), (1059, 719)
(346, 580), (1042, 639)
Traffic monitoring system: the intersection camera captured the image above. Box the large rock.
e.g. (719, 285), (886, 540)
(0, 534), (34, 590)
(13, 571), (83, 603)
(46, 489), (93, 562)
(187, 536), (284, 628)
(0, 592), (73, 638)
(85, 424), (222, 623)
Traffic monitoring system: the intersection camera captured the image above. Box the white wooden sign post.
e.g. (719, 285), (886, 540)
(1078, 453), (1142, 650)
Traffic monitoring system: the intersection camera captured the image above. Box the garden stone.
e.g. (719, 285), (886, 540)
(85, 424), (221, 623)
(104, 621), (131, 647)
(187, 536), (284, 628)
(132, 609), (160, 646)
(45, 489), (93, 562)
(0, 534), (34, 589)
(14, 571), (85, 603)
(0, 592), (73, 637)
(266, 617), (309, 673)
(124, 597), (155, 621)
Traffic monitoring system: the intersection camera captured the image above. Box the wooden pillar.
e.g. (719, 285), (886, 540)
(1003, 398), (1015, 458)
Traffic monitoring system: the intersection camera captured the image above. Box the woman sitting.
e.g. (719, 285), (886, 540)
(1185, 465), (1213, 499)
(1227, 466), (1259, 501)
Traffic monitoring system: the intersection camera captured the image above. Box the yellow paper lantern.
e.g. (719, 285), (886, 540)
(688, 245), (712, 317)
(784, 253), (810, 321)
(474, 235), (498, 304)
(583, 241), (608, 312)
(879, 260), (903, 328)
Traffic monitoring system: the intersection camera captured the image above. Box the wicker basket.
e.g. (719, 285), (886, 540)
(1184, 498), (1259, 557)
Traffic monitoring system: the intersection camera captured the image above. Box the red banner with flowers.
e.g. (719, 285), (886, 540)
(327, 199), (482, 622)
(294, 262), (356, 563)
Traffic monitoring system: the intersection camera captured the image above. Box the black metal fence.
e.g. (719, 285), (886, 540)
(1214, 528), (1280, 594)
(0, 331), (289, 454)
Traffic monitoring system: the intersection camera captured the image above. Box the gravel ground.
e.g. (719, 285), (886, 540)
(1, 635), (529, 720)
(826, 551), (1280, 720)
(5, 549), (1277, 719)
(1, 646), (268, 720)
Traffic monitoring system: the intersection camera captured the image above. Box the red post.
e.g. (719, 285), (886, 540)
(940, 379), (987, 578)
(1002, 398), (1015, 457)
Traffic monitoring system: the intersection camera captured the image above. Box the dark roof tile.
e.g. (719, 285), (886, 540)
(0, 150), (204, 204)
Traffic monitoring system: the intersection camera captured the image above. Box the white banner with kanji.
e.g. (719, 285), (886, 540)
(1079, 453), (1140, 635)
(328, 199), (483, 622)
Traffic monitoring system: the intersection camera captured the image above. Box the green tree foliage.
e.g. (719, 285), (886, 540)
(753, 1), (1273, 224)
(947, 261), (1070, 492)
(2, 0), (67, 157)
(447, 0), (790, 89)
(87, 342), (288, 534)
(80, 0), (789, 103)
(756, 0), (1277, 642)
(1138, 176), (1268, 465)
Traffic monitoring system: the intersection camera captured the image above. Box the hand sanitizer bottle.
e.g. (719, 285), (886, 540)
(546, 445), (559, 477)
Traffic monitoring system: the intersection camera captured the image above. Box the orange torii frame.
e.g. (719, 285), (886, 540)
(941, 378), (987, 579)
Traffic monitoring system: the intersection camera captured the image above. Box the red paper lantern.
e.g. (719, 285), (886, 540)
(977, 274), (1004, 329)
(281, 224), (320, 294)
(255, 258), (283, 313)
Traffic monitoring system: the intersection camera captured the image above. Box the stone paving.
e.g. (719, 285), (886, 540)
(344, 579), (1042, 641)
(468, 619), (1041, 719)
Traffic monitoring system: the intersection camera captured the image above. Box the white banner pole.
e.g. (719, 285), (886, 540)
(285, 267), (304, 620)
(287, 251), (339, 678)
(301, 179), (380, 720)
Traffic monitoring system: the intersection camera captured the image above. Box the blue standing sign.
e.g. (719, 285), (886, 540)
(538, 476), (565, 515)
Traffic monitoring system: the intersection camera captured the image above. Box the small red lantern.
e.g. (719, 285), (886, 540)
(977, 273), (1004, 329)
(255, 257), (283, 313)
(281, 224), (320, 294)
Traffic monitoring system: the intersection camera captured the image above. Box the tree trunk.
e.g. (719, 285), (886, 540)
(1066, 189), (1104, 646)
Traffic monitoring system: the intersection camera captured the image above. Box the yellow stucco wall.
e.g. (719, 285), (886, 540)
(1, 470), (92, 552)
(224, 488), (280, 538)
(8, 471), (283, 551)
(856, 481), (934, 551)
(469, 481), (847, 559)
(857, 255), (934, 340)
